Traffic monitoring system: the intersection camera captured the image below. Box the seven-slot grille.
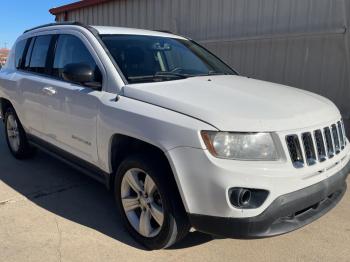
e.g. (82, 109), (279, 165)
(286, 120), (347, 168)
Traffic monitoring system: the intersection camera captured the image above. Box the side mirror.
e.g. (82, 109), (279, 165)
(62, 63), (102, 89)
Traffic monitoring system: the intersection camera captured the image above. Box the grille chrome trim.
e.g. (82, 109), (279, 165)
(301, 132), (317, 166)
(341, 120), (347, 147)
(337, 121), (345, 150)
(324, 127), (335, 158)
(286, 120), (347, 168)
(314, 130), (327, 162)
(286, 135), (304, 168)
(331, 124), (341, 154)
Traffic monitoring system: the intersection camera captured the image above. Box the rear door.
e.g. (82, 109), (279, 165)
(18, 34), (56, 138)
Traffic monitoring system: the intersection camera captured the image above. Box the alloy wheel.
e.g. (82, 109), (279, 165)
(6, 114), (20, 152)
(121, 168), (164, 238)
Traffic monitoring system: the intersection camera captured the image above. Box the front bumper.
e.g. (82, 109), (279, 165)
(189, 160), (350, 238)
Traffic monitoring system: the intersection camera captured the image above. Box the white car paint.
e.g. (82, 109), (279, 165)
(0, 24), (349, 221)
(123, 75), (340, 132)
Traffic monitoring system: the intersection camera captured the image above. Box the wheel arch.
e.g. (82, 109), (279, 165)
(108, 133), (188, 211)
(0, 98), (14, 121)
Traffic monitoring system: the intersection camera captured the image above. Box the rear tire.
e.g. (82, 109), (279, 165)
(114, 154), (189, 249)
(4, 107), (35, 159)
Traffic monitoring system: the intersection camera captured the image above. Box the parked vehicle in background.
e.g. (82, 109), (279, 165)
(0, 23), (349, 249)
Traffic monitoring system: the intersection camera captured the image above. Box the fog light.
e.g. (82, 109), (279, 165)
(231, 188), (251, 207)
(229, 188), (269, 209)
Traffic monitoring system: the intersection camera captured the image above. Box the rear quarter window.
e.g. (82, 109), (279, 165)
(15, 39), (27, 69)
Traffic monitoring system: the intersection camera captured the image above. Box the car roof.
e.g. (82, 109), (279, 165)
(91, 26), (186, 40)
(23, 22), (186, 40)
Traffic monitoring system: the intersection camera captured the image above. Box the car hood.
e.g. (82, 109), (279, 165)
(122, 75), (340, 132)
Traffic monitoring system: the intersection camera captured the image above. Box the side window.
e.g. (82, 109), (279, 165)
(15, 39), (27, 69)
(53, 34), (101, 82)
(28, 35), (52, 75)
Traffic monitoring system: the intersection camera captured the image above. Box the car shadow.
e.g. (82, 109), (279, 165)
(0, 123), (212, 250)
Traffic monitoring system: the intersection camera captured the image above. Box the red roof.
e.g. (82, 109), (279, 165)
(0, 48), (10, 56)
(50, 0), (111, 15)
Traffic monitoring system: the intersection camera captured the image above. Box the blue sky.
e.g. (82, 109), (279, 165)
(0, 0), (74, 49)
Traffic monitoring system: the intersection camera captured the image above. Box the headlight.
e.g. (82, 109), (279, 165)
(201, 131), (279, 161)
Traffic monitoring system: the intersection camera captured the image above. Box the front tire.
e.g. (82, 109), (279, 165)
(4, 107), (34, 159)
(114, 154), (189, 249)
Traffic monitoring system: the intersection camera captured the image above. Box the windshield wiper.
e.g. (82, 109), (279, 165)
(127, 71), (227, 83)
(154, 71), (189, 79)
(127, 73), (189, 83)
(209, 71), (225, 75)
(194, 71), (228, 77)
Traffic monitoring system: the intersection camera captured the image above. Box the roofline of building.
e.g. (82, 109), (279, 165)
(49, 0), (111, 15)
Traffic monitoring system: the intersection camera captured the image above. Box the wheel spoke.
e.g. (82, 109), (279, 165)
(144, 175), (156, 195)
(139, 208), (152, 237)
(14, 137), (20, 149)
(122, 196), (140, 212)
(8, 117), (17, 129)
(125, 170), (143, 193)
(150, 203), (164, 226)
(8, 117), (14, 127)
(7, 129), (15, 137)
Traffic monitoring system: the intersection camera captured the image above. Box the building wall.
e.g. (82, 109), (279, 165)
(0, 48), (10, 66)
(55, 0), (350, 123)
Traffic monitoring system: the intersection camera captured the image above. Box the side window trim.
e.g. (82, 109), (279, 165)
(46, 34), (58, 76)
(17, 32), (104, 90)
(21, 38), (33, 69)
(24, 37), (36, 70)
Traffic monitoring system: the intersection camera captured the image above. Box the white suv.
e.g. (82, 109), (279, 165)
(0, 22), (349, 249)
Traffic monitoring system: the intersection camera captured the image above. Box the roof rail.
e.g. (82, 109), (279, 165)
(23, 21), (87, 33)
(154, 29), (191, 40)
(155, 30), (174, 34)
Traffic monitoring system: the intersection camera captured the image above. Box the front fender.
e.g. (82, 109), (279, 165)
(97, 94), (217, 173)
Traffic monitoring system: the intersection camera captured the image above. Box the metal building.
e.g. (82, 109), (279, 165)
(50, 0), (350, 128)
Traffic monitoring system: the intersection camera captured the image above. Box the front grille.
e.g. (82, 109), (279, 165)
(286, 120), (347, 168)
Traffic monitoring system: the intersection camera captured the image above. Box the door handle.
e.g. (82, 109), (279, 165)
(42, 87), (57, 96)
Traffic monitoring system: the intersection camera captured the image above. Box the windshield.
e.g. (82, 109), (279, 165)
(101, 34), (237, 84)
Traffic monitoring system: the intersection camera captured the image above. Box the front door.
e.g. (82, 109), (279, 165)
(41, 33), (103, 165)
